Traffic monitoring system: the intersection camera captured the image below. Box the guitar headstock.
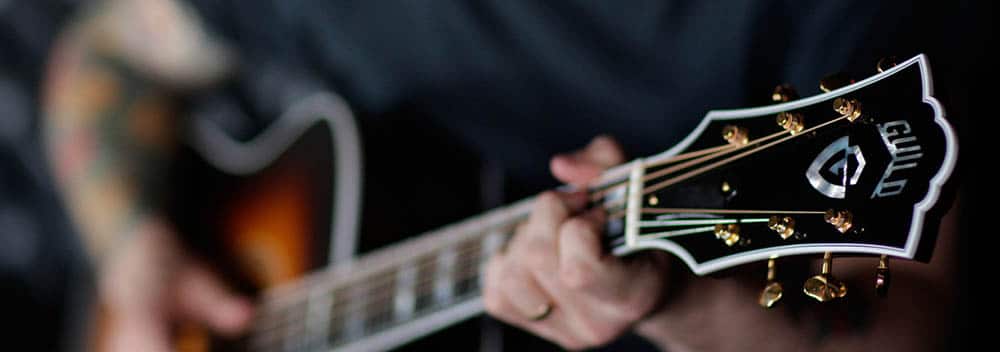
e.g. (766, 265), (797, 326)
(607, 55), (957, 286)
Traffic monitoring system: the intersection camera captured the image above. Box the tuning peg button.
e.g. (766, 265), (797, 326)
(875, 255), (891, 297)
(759, 257), (783, 308)
(803, 252), (848, 302)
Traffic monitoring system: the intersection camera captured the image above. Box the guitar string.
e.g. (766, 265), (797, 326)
(593, 129), (791, 211)
(641, 208), (827, 214)
(592, 129), (788, 203)
(250, 234), (504, 345)
(643, 114), (851, 195)
(589, 143), (736, 202)
(251, 113), (854, 343)
(252, 237), (496, 329)
(251, 136), (750, 329)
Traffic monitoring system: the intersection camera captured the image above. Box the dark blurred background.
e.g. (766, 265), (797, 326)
(2, 0), (992, 351)
(1, 1), (89, 350)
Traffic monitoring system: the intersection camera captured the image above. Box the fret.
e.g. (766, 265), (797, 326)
(364, 271), (397, 334)
(480, 230), (506, 273)
(414, 254), (438, 313)
(394, 263), (418, 322)
(604, 183), (628, 236)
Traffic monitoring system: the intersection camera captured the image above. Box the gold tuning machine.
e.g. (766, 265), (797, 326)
(772, 84), (799, 102)
(768, 216), (796, 239)
(721, 125), (749, 146)
(832, 98), (862, 122)
(875, 255), (891, 297)
(803, 252), (848, 302)
(802, 252), (847, 302)
(824, 209), (854, 233)
(759, 257), (783, 308)
(877, 56), (899, 73)
(776, 112), (804, 134)
(819, 72), (854, 93)
(714, 224), (741, 247)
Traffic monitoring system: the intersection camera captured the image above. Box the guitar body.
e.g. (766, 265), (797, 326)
(170, 117), (335, 291)
(90, 93), (356, 352)
(168, 118), (336, 351)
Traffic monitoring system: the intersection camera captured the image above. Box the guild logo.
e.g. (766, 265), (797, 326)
(807, 136), (866, 199)
(870, 120), (922, 198)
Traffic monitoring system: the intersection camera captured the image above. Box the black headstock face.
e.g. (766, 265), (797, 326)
(613, 55), (957, 275)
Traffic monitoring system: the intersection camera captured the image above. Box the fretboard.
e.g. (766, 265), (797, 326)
(248, 197), (531, 352)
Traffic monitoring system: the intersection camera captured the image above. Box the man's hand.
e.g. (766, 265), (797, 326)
(98, 217), (253, 352)
(43, 1), (248, 350)
(481, 136), (670, 349)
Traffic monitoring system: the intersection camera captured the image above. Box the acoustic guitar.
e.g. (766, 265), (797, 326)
(115, 54), (957, 351)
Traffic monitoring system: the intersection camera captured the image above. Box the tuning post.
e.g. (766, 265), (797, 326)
(722, 125), (749, 146)
(875, 254), (891, 297)
(768, 216), (796, 240)
(819, 72), (854, 93)
(877, 56), (899, 73)
(759, 257), (783, 308)
(824, 209), (854, 233)
(775, 112), (805, 134)
(803, 252), (848, 302)
(832, 98), (862, 122)
(720, 181), (738, 201)
(714, 224), (741, 247)
(771, 84), (799, 102)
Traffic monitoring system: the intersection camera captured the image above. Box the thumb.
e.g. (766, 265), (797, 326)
(550, 135), (625, 186)
(172, 261), (255, 337)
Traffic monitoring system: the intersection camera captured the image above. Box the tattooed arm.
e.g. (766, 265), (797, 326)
(42, 1), (249, 350)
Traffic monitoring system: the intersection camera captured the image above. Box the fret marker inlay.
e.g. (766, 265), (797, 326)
(434, 247), (458, 304)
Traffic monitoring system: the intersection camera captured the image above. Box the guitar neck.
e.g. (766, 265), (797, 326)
(248, 196), (535, 352)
